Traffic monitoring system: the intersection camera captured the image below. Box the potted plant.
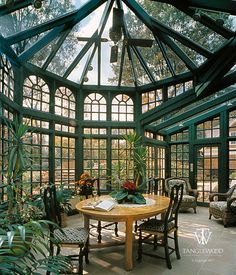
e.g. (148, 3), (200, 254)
(110, 180), (146, 204)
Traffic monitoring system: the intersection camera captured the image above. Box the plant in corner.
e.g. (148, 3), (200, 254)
(0, 117), (72, 274)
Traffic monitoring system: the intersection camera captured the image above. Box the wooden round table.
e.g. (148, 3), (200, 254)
(76, 194), (170, 271)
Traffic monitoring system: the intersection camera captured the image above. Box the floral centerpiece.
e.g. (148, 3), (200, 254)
(110, 181), (146, 204)
(75, 172), (93, 196)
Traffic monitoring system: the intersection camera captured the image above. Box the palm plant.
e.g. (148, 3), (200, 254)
(123, 132), (147, 186)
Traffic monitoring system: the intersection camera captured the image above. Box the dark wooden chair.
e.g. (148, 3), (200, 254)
(134, 177), (164, 232)
(43, 185), (89, 275)
(79, 178), (118, 243)
(209, 184), (236, 227)
(137, 183), (183, 269)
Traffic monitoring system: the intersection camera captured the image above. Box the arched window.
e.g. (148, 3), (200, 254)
(0, 54), (14, 100)
(112, 94), (134, 121)
(84, 93), (106, 120)
(55, 87), (75, 118)
(23, 75), (50, 112)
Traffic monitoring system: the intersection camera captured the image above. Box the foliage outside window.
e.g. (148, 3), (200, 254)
(156, 147), (165, 179)
(171, 130), (189, 141)
(23, 75), (50, 112)
(141, 89), (162, 114)
(0, 54), (14, 100)
(196, 117), (220, 139)
(111, 94), (134, 121)
(23, 117), (49, 129)
(84, 93), (106, 121)
(55, 123), (75, 133)
(55, 136), (75, 187)
(55, 87), (76, 118)
(23, 132), (49, 194)
(171, 144), (189, 179)
(146, 145), (155, 178)
(83, 137), (107, 189)
(229, 110), (236, 187)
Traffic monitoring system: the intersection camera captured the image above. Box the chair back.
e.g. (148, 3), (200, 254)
(43, 184), (62, 227)
(165, 177), (188, 195)
(164, 184), (183, 229)
(146, 177), (165, 195)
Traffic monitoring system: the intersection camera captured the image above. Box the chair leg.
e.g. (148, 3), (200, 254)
(194, 207), (197, 214)
(137, 230), (143, 262)
(174, 230), (180, 260)
(78, 245), (84, 275)
(134, 221), (138, 232)
(114, 222), (119, 237)
(97, 221), (102, 243)
(153, 235), (158, 250)
(209, 213), (212, 219)
(164, 235), (172, 269)
(84, 239), (89, 264)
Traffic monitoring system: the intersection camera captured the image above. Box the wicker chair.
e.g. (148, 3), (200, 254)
(209, 184), (236, 227)
(137, 183), (184, 269)
(165, 177), (198, 213)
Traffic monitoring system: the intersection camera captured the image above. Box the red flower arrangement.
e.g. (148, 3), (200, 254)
(110, 180), (146, 204)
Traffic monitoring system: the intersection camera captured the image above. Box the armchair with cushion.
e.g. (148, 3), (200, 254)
(165, 177), (198, 213)
(209, 184), (236, 227)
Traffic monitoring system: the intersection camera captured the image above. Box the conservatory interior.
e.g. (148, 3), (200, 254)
(0, 0), (236, 274)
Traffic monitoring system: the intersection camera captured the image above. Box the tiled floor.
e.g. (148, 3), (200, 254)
(65, 207), (236, 275)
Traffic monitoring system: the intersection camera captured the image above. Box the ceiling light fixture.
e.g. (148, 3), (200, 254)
(84, 76), (89, 82)
(192, 9), (201, 21)
(33, 0), (42, 9)
(5, 0), (14, 7)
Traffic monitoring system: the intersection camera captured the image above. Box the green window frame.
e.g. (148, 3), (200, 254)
(55, 86), (76, 118)
(84, 93), (106, 121)
(23, 75), (50, 112)
(0, 54), (14, 101)
(111, 94), (134, 121)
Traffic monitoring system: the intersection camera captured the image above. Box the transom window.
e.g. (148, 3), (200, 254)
(112, 94), (134, 121)
(23, 75), (50, 112)
(196, 117), (220, 139)
(142, 89), (163, 114)
(84, 93), (106, 121)
(55, 87), (75, 118)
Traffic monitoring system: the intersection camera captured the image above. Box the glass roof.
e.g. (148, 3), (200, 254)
(0, 0), (235, 90)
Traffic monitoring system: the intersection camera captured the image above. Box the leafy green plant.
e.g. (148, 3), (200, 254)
(55, 183), (74, 214)
(123, 132), (147, 186)
(0, 220), (72, 274)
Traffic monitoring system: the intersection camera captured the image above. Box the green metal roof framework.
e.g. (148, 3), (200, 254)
(0, 0), (236, 135)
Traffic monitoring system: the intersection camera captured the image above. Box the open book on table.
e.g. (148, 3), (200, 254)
(82, 199), (117, 212)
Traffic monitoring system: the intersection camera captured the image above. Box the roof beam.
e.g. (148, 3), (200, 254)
(196, 37), (236, 97)
(0, 34), (20, 65)
(0, 0), (34, 16)
(140, 89), (196, 126)
(123, 0), (212, 58)
(5, 0), (106, 45)
(153, 0), (236, 15)
(156, 32), (197, 71)
(155, 88), (236, 132)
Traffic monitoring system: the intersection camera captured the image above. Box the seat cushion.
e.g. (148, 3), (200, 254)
(139, 218), (175, 233)
(54, 227), (88, 244)
(209, 201), (227, 212)
(182, 195), (196, 202)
